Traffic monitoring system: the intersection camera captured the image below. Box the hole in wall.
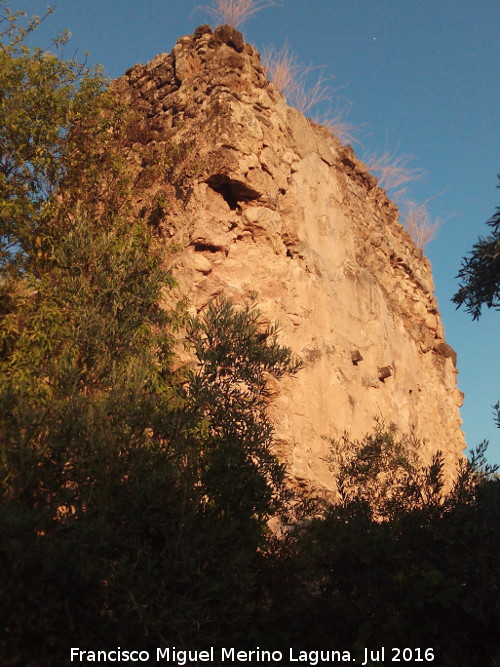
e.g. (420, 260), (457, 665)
(206, 174), (261, 210)
(193, 243), (221, 253)
(351, 349), (363, 365)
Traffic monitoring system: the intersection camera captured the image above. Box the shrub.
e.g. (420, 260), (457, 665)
(260, 425), (500, 666)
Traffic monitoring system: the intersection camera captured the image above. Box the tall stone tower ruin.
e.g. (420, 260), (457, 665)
(112, 24), (465, 491)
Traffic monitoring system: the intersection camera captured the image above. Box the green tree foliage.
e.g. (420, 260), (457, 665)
(0, 5), (300, 663)
(186, 298), (301, 531)
(0, 228), (297, 661)
(0, 220), (299, 661)
(261, 427), (500, 666)
(328, 420), (448, 518)
(0, 1), (113, 276)
(0, 212), (178, 664)
(453, 175), (500, 320)
(452, 172), (500, 458)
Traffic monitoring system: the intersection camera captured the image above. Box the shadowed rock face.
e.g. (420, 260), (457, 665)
(113, 25), (465, 493)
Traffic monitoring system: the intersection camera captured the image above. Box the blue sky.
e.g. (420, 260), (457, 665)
(14, 0), (500, 461)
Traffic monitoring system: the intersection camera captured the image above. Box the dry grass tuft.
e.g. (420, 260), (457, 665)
(316, 109), (358, 146)
(199, 0), (278, 28)
(364, 152), (445, 250)
(261, 44), (300, 97)
(401, 199), (443, 250)
(292, 70), (331, 115)
(262, 45), (358, 144)
(262, 44), (331, 114)
(364, 151), (426, 198)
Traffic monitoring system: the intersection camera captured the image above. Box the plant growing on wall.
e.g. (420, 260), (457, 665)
(363, 150), (426, 197)
(262, 44), (356, 143)
(401, 198), (443, 250)
(200, 0), (278, 28)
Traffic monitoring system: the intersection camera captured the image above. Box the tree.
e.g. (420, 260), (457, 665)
(0, 210), (180, 664)
(452, 176), (500, 320)
(0, 5), (300, 662)
(327, 420), (448, 519)
(259, 425), (500, 666)
(185, 297), (301, 532)
(452, 176), (500, 430)
(0, 1), (114, 276)
(0, 218), (299, 662)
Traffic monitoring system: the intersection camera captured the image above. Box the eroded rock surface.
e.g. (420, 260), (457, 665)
(113, 25), (465, 492)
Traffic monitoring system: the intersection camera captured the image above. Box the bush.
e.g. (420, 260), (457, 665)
(259, 425), (500, 665)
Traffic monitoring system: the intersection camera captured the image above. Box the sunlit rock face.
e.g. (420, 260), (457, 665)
(113, 24), (465, 492)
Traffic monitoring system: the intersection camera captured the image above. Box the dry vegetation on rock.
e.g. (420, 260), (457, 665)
(402, 198), (443, 249)
(262, 44), (356, 143)
(364, 151), (444, 249)
(200, 0), (278, 28)
(262, 44), (330, 114)
(364, 150), (426, 196)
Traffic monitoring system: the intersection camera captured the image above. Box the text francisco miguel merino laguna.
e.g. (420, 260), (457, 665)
(70, 647), (355, 665)
(71, 646), (436, 665)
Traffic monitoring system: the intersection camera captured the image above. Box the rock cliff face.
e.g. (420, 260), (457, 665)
(113, 24), (465, 491)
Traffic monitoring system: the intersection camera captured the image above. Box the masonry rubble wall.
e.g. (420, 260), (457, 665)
(112, 24), (465, 492)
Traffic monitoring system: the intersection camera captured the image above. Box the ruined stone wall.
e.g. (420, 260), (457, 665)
(112, 24), (465, 492)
